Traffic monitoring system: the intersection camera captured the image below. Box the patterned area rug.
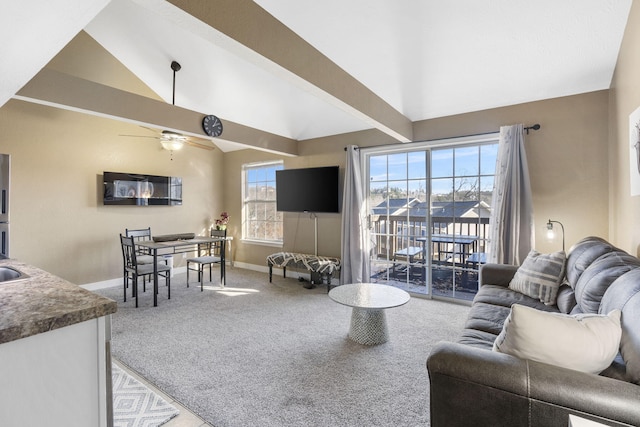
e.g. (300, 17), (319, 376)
(112, 363), (179, 427)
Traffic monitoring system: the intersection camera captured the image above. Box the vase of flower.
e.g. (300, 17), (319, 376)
(215, 211), (229, 231)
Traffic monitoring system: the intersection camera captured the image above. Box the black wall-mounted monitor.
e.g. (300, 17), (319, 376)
(276, 166), (340, 213)
(103, 171), (182, 206)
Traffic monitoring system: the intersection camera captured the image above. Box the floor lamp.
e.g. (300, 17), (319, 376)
(546, 219), (565, 252)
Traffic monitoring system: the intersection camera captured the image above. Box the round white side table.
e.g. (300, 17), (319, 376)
(329, 283), (410, 345)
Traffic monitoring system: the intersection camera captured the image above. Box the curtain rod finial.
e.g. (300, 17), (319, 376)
(525, 124), (541, 135)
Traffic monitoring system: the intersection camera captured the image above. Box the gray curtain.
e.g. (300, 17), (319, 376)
(487, 124), (534, 265)
(340, 146), (370, 284)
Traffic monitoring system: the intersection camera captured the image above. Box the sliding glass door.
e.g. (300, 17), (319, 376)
(368, 151), (429, 294)
(364, 136), (498, 301)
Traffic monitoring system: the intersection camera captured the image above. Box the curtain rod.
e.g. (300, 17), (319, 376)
(344, 123), (541, 151)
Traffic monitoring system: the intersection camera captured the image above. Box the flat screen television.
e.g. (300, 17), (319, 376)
(103, 171), (182, 206)
(276, 166), (340, 213)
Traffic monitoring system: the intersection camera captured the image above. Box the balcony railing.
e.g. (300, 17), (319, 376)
(371, 215), (490, 262)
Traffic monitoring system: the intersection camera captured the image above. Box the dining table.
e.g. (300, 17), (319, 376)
(416, 234), (479, 265)
(136, 235), (225, 306)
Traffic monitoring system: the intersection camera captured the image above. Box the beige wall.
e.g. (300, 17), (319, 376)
(227, 90), (609, 268)
(610, 0), (640, 256)
(0, 99), (223, 284)
(224, 149), (343, 268)
(413, 92), (610, 253)
(0, 32), (225, 285)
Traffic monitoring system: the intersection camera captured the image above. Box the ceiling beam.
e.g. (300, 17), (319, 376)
(164, 0), (413, 142)
(13, 68), (299, 156)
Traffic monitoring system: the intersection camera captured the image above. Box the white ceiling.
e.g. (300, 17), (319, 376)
(2, 0), (633, 151)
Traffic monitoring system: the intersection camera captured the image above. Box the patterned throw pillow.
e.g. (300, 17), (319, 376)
(509, 250), (567, 305)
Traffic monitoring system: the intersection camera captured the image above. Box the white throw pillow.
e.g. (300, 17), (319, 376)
(509, 250), (566, 305)
(493, 304), (621, 374)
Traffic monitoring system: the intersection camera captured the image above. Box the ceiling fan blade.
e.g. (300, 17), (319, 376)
(140, 125), (160, 134)
(119, 134), (161, 139)
(185, 139), (215, 151)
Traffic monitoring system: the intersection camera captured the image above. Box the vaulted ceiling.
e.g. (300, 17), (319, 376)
(1, 0), (633, 154)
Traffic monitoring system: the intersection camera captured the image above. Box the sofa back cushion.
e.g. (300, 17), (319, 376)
(600, 269), (640, 384)
(573, 252), (640, 314)
(556, 282), (577, 314)
(565, 236), (617, 287)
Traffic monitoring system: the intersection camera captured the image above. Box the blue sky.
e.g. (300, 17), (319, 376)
(369, 143), (498, 196)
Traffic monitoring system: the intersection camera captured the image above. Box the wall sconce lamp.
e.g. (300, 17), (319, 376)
(546, 219), (565, 252)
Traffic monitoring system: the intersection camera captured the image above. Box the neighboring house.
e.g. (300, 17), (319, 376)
(372, 198), (490, 237)
(370, 197), (421, 216)
(428, 200), (491, 236)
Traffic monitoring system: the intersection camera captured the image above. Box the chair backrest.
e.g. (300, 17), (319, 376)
(210, 228), (227, 256)
(120, 234), (138, 270)
(126, 227), (151, 255)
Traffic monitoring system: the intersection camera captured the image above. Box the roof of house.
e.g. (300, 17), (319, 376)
(372, 199), (489, 219)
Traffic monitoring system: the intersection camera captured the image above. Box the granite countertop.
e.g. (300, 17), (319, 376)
(0, 259), (117, 345)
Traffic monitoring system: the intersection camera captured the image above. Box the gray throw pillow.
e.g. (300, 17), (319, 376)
(509, 250), (567, 305)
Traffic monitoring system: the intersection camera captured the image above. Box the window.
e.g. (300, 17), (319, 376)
(242, 161), (283, 244)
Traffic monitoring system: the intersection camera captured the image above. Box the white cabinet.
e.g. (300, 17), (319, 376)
(0, 315), (111, 427)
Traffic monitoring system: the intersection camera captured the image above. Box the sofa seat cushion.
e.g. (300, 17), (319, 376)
(474, 284), (562, 311)
(463, 285), (562, 343)
(458, 329), (498, 349)
(464, 302), (513, 335)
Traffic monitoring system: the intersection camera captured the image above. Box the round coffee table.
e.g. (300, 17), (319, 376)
(329, 283), (410, 345)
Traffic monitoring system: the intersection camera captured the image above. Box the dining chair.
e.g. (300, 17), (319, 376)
(125, 227), (170, 291)
(186, 229), (227, 291)
(125, 227), (154, 264)
(120, 234), (171, 307)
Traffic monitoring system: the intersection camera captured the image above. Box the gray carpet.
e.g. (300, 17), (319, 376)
(97, 268), (469, 427)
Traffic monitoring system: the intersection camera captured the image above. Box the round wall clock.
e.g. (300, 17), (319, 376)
(202, 115), (223, 137)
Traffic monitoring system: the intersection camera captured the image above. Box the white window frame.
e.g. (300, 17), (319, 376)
(241, 160), (284, 246)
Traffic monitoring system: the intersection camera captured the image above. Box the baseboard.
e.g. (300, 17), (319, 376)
(81, 266), (188, 291)
(81, 262), (338, 291)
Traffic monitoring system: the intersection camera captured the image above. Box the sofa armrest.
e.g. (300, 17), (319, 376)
(427, 341), (640, 427)
(479, 263), (518, 287)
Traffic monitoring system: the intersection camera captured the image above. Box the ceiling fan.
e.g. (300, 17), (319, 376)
(120, 61), (221, 154)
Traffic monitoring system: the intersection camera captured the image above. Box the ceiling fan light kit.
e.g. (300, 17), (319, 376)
(159, 130), (186, 151)
(160, 140), (185, 151)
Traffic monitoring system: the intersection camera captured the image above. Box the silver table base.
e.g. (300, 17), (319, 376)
(349, 308), (389, 345)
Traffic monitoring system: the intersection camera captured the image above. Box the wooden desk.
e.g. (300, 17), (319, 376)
(137, 236), (225, 306)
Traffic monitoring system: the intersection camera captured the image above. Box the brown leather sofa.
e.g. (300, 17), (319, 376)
(427, 236), (640, 427)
